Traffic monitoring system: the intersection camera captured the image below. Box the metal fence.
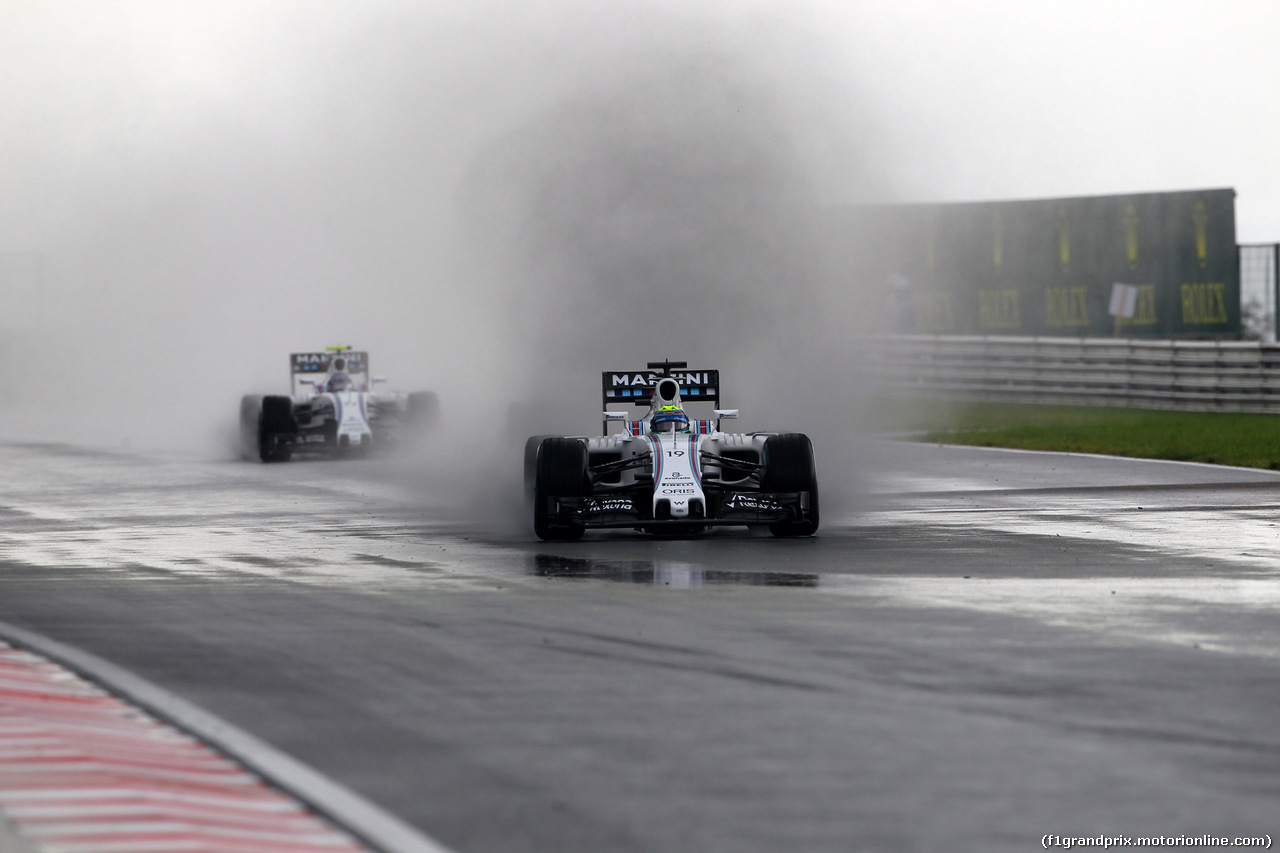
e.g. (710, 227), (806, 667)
(865, 334), (1280, 413)
(1240, 243), (1279, 341)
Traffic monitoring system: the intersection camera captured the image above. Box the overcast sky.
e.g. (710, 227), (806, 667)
(4, 0), (1279, 240)
(829, 0), (1280, 242)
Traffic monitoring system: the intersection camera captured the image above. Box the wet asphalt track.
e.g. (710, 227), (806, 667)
(1, 439), (1279, 853)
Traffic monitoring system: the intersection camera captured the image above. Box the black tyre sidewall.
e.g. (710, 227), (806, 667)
(533, 437), (588, 541)
(259, 395), (294, 462)
(238, 395), (263, 460)
(761, 433), (818, 536)
(524, 435), (556, 505)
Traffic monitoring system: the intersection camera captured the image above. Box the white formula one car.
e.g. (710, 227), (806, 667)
(239, 347), (438, 462)
(524, 360), (818, 540)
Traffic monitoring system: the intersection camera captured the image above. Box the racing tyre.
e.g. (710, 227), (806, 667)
(258, 395), (294, 463)
(760, 433), (819, 537)
(408, 391), (440, 430)
(523, 435), (556, 505)
(533, 437), (589, 541)
(238, 395), (263, 460)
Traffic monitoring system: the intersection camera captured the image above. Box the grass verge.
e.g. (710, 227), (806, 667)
(882, 400), (1280, 470)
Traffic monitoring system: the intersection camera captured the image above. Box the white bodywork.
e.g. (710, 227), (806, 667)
(287, 389), (385, 447)
(584, 430), (768, 515)
(648, 433), (704, 519)
(328, 391), (373, 445)
(588, 375), (758, 519)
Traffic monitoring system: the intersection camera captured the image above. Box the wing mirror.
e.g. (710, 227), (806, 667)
(603, 410), (630, 436)
(714, 409), (739, 419)
(372, 376), (388, 384)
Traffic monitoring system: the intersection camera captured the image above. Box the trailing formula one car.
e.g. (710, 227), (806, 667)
(239, 347), (439, 462)
(524, 361), (818, 540)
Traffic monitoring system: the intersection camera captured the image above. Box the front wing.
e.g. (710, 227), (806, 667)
(554, 486), (813, 529)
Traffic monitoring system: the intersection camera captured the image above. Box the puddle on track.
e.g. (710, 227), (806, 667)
(531, 554), (819, 588)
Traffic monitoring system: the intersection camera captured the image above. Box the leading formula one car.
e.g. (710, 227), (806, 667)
(239, 347), (439, 462)
(524, 361), (818, 540)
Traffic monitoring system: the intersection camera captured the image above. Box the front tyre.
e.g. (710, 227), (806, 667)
(258, 395), (294, 463)
(760, 433), (819, 537)
(533, 437), (589, 541)
(523, 435), (556, 506)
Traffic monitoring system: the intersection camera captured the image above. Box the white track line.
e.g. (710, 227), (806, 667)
(923, 441), (1280, 476)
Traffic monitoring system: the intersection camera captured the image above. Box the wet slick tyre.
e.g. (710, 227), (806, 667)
(258, 395), (294, 463)
(523, 435), (556, 505)
(238, 395), (263, 460)
(533, 437), (589, 541)
(760, 433), (819, 537)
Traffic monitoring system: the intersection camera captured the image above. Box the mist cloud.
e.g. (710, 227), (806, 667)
(2, 2), (888, 456)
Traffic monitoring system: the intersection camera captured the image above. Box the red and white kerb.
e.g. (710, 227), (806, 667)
(0, 640), (368, 853)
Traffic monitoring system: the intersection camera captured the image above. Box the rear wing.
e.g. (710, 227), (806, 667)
(602, 369), (720, 409)
(290, 350), (370, 395)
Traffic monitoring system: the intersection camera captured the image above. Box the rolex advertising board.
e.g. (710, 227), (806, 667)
(850, 189), (1239, 338)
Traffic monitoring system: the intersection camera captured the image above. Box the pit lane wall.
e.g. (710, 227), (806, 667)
(836, 188), (1240, 339)
(865, 334), (1280, 413)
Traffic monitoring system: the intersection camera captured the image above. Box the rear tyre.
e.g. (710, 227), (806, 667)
(238, 395), (263, 460)
(408, 391), (440, 430)
(760, 433), (819, 537)
(259, 395), (294, 463)
(533, 437), (589, 541)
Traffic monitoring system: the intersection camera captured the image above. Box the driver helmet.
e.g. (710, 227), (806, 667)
(651, 405), (690, 434)
(326, 372), (352, 392)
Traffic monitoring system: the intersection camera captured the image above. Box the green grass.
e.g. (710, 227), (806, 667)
(883, 400), (1280, 470)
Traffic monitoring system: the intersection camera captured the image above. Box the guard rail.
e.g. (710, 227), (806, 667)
(864, 335), (1280, 413)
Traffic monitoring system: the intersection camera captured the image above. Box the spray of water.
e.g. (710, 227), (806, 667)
(1, 2), (903, 529)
